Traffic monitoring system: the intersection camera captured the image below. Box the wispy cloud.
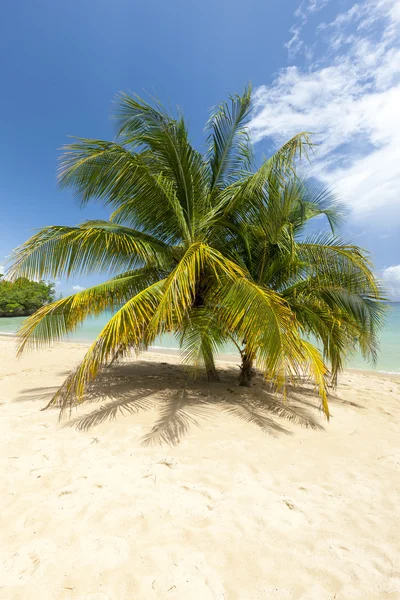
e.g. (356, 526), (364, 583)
(250, 0), (400, 223)
(72, 285), (85, 291)
(285, 0), (332, 59)
(382, 265), (400, 301)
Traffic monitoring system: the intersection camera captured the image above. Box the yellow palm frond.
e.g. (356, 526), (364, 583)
(149, 242), (246, 332)
(214, 278), (329, 414)
(48, 279), (167, 412)
(17, 268), (161, 353)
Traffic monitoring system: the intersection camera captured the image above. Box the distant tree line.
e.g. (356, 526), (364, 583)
(0, 275), (54, 317)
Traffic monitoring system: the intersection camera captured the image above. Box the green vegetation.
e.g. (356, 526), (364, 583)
(0, 276), (54, 317)
(226, 176), (385, 387)
(9, 88), (385, 416)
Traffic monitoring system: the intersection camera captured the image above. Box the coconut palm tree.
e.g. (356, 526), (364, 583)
(9, 88), (383, 417)
(220, 174), (385, 386)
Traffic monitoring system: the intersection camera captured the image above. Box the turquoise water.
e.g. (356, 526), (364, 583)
(1, 304), (399, 373)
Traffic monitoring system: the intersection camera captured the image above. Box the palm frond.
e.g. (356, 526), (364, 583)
(206, 86), (253, 190)
(114, 93), (210, 241)
(208, 132), (314, 224)
(59, 140), (195, 243)
(288, 179), (345, 233)
(48, 279), (167, 412)
(214, 278), (329, 412)
(297, 339), (329, 417)
(283, 270), (386, 383)
(9, 222), (169, 280)
(17, 268), (161, 353)
(114, 92), (173, 146)
(149, 242), (246, 333)
(178, 309), (229, 376)
(59, 139), (144, 206)
(298, 234), (383, 297)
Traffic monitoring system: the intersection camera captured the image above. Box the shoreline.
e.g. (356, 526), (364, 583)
(1, 334), (399, 379)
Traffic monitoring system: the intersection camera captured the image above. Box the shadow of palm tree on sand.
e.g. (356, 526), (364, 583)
(15, 360), (356, 446)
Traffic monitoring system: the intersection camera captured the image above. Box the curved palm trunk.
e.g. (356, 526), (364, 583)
(239, 349), (255, 387)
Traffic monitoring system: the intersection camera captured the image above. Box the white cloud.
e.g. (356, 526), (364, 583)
(382, 265), (400, 301)
(285, 26), (304, 59)
(250, 0), (400, 223)
(0, 265), (4, 276)
(286, 0), (332, 58)
(72, 285), (85, 291)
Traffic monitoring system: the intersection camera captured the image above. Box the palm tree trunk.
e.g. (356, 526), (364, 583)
(193, 280), (220, 382)
(239, 352), (255, 387)
(204, 349), (220, 382)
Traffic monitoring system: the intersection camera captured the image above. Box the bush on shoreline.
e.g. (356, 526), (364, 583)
(0, 276), (54, 317)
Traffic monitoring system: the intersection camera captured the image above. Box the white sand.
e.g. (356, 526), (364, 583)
(0, 337), (399, 600)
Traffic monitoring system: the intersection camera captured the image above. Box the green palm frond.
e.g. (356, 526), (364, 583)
(288, 179), (344, 233)
(207, 132), (313, 225)
(298, 234), (383, 296)
(109, 172), (193, 244)
(58, 139), (145, 206)
(206, 86), (253, 190)
(9, 221), (170, 280)
(114, 93), (210, 240)
(59, 140), (195, 243)
(281, 266), (386, 382)
(114, 92), (173, 146)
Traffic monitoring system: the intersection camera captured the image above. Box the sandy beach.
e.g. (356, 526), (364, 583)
(1, 336), (399, 600)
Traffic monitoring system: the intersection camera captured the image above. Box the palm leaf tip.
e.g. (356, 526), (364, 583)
(206, 86), (254, 190)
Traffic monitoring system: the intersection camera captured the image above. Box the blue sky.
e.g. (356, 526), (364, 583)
(1, 0), (399, 297)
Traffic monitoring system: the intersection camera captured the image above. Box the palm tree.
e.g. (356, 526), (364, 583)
(8, 88), (383, 417)
(220, 174), (385, 386)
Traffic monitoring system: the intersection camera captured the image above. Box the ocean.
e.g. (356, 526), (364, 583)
(1, 303), (399, 374)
